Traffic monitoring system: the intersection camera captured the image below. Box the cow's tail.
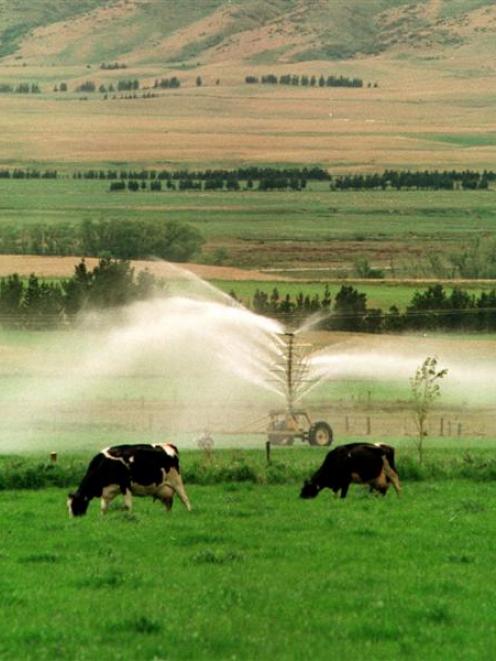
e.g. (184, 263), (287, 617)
(382, 456), (401, 496)
(165, 468), (192, 511)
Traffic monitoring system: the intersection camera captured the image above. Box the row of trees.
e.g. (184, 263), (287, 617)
(109, 177), (309, 192)
(153, 77), (181, 89)
(75, 79), (140, 93)
(74, 166), (331, 182)
(3, 274), (495, 333)
(68, 167), (495, 190)
(330, 169), (496, 191)
(245, 74), (369, 88)
(0, 83), (41, 94)
(0, 219), (204, 262)
(100, 62), (127, 70)
(2, 166), (494, 193)
(247, 284), (496, 333)
(0, 169), (57, 179)
(0, 258), (164, 328)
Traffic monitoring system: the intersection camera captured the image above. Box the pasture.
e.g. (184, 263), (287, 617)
(1, 25), (496, 657)
(0, 177), (495, 275)
(1, 55), (496, 172)
(2, 443), (496, 659)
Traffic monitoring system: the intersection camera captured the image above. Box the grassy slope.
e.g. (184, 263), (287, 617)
(2, 476), (496, 659)
(1, 0), (496, 66)
(0, 0), (109, 58)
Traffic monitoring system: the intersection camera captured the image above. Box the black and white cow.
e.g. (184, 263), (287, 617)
(67, 442), (191, 517)
(300, 442), (401, 500)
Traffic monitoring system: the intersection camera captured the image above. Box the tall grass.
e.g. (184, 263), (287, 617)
(2, 445), (496, 491)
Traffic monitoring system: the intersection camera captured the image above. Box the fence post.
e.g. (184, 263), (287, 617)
(345, 416), (350, 433)
(265, 441), (271, 466)
(366, 417), (371, 435)
(457, 422), (462, 437)
(440, 417), (444, 437)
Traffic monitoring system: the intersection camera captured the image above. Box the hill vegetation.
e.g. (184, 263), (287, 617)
(1, 0), (496, 66)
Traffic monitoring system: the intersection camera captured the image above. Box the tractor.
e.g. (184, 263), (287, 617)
(267, 408), (333, 446)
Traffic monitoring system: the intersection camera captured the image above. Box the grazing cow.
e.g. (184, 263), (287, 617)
(300, 442), (401, 500)
(67, 442), (191, 517)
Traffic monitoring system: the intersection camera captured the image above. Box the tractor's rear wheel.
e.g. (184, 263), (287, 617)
(308, 421), (333, 446)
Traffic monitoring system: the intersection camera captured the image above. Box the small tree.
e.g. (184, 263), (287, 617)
(410, 357), (447, 463)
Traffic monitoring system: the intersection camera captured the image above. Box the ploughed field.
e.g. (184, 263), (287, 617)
(2, 447), (496, 660)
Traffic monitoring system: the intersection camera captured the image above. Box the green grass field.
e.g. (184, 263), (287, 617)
(213, 279), (496, 311)
(0, 178), (495, 274)
(1, 179), (494, 235)
(2, 457), (496, 660)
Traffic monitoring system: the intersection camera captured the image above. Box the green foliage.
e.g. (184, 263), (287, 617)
(78, 218), (204, 261)
(0, 258), (165, 327)
(0, 215), (204, 262)
(354, 257), (385, 279)
(410, 357), (448, 463)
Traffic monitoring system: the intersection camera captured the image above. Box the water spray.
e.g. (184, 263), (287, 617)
(266, 331), (333, 447)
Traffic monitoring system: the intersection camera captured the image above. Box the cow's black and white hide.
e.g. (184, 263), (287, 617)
(67, 442), (191, 516)
(300, 442), (401, 500)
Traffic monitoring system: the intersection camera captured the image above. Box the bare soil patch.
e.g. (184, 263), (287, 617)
(0, 254), (283, 281)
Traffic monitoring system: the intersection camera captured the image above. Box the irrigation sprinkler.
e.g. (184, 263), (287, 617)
(266, 332), (333, 447)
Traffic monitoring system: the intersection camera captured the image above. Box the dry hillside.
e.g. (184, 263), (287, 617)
(1, 0), (496, 66)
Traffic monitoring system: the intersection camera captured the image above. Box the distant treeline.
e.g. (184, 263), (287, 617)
(0, 219), (204, 262)
(1, 167), (494, 193)
(53, 78), (181, 94)
(75, 79), (140, 93)
(245, 74), (372, 88)
(0, 83), (41, 94)
(153, 77), (181, 89)
(330, 169), (496, 191)
(108, 177), (309, 192)
(73, 168), (495, 192)
(74, 166), (330, 181)
(0, 169), (58, 179)
(2, 273), (495, 333)
(0, 258), (165, 329)
(100, 62), (127, 70)
(245, 283), (496, 333)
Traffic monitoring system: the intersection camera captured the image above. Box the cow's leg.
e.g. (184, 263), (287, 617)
(164, 468), (192, 511)
(340, 482), (350, 498)
(157, 484), (175, 513)
(383, 457), (401, 496)
(369, 469), (389, 496)
(100, 484), (120, 514)
(123, 489), (133, 511)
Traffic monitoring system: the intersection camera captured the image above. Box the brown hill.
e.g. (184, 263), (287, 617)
(1, 0), (496, 66)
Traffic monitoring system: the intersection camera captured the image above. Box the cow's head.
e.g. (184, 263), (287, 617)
(67, 492), (90, 517)
(300, 478), (321, 499)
